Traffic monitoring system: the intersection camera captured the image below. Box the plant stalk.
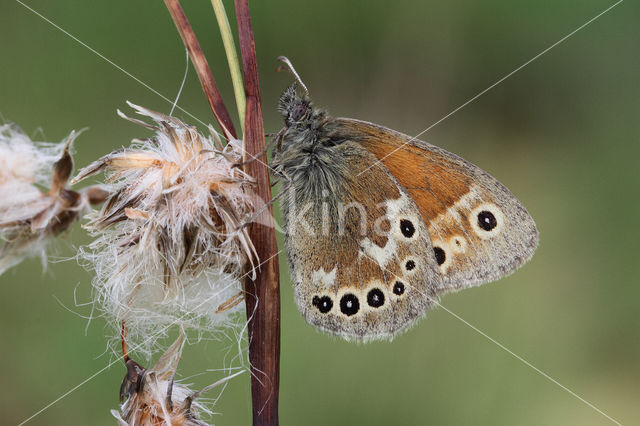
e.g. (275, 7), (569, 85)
(164, 0), (237, 140)
(210, 0), (246, 135)
(164, 1), (280, 423)
(235, 0), (281, 425)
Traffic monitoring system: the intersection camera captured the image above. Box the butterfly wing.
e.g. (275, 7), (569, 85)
(333, 118), (539, 292)
(279, 140), (440, 341)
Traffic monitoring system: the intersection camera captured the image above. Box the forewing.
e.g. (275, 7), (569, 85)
(336, 118), (539, 292)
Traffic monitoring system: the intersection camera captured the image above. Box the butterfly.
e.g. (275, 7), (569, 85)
(271, 57), (538, 341)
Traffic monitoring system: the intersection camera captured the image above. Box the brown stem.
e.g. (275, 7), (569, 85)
(164, 0), (237, 140)
(121, 321), (129, 362)
(235, 0), (281, 425)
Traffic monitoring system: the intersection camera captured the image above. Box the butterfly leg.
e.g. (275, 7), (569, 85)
(232, 129), (283, 169)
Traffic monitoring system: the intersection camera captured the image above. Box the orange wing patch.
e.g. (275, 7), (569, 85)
(337, 118), (537, 289)
(340, 120), (472, 222)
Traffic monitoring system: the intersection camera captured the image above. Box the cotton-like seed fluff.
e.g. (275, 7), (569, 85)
(0, 123), (107, 275)
(74, 103), (260, 353)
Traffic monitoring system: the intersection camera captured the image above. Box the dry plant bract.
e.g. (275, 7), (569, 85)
(73, 103), (258, 353)
(114, 333), (244, 425)
(0, 123), (107, 275)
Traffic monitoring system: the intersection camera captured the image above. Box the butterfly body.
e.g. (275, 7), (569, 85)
(272, 83), (538, 341)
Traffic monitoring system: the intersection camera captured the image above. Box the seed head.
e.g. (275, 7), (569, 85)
(74, 103), (258, 353)
(113, 333), (244, 425)
(0, 124), (107, 274)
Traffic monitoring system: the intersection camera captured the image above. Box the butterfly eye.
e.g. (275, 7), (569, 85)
(477, 211), (497, 231)
(366, 288), (385, 308)
(290, 103), (308, 122)
(433, 247), (446, 266)
(312, 295), (333, 314)
(399, 219), (415, 238)
(340, 293), (360, 316)
(392, 281), (405, 296)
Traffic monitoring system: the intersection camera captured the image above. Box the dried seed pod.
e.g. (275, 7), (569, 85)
(113, 333), (244, 425)
(74, 103), (259, 353)
(0, 124), (106, 274)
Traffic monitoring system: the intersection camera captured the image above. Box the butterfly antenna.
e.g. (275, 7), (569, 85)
(276, 56), (309, 96)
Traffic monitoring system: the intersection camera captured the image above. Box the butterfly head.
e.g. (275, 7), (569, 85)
(278, 82), (314, 128)
(275, 56), (327, 131)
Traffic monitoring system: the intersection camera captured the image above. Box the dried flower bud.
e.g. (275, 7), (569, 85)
(113, 334), (244, 425)
(0, 124), (106, 275)
(74, 103), (258, 352)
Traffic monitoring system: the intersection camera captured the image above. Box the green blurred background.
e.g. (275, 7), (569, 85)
(1, 0), (638, 424)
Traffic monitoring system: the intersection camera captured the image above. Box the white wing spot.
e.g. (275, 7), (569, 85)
(386, 194), (421, 241)
(385, 194), (410, 217)
(312, 266), (337, 290)
(360, 237), (396, 268)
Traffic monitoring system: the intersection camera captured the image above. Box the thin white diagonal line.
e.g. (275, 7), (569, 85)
(17, 364), (114, 426)
(358, 0), (624, 177)
(434, 302), (623, 425)
(17, 249), (283, 425)
(12, 0), (625, 424)
(356, 250), (622, 425)
(14, 0), (209, 127)
(14, 0), (279, 176)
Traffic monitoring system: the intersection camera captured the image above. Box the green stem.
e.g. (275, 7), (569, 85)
(211, 0), (246, 136)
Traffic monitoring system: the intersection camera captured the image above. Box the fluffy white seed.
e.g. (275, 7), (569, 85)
(0, 124), (99, 274)
(75, 103), (259, 354)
